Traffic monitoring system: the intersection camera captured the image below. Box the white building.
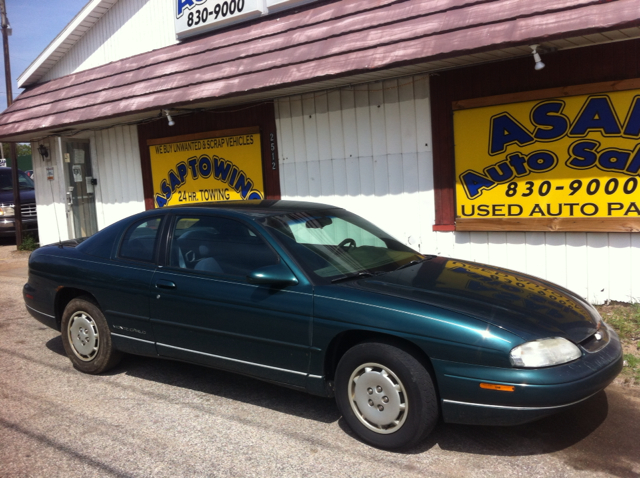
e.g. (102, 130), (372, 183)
(1, 0), (640, 303)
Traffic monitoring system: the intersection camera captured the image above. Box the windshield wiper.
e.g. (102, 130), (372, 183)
(331, 272), (374, 284)
(392, 255), (435, 272)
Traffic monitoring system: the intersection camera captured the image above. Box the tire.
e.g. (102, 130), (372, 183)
(335, 342), (438, 450)
(61, 297), (122, 374)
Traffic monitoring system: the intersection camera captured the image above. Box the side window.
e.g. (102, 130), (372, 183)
(119, 217), (162, 262)
(170, 216), (278, 276)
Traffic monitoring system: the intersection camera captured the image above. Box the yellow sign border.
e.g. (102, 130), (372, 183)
(147, 127), (264, 208)
(452, 81), (640, 232)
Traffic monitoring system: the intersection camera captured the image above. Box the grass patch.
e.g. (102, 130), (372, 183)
(596, 301), (640, 386)
(17, 233), (39, 251)
(623, 354), (640, 383)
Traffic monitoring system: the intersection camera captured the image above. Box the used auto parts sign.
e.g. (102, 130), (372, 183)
(454, 89), (640, 223)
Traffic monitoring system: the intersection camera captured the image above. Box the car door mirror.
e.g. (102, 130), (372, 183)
(247, 263), (298, 286)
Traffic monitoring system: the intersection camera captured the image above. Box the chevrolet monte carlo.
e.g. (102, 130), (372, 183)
(24, 201), (622, 449)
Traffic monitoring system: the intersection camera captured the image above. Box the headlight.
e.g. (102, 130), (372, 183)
(0, 206), (15, 217)
(510, 337), (581, 368)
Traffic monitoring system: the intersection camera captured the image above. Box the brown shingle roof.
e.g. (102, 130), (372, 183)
(1, 0), (639, 140)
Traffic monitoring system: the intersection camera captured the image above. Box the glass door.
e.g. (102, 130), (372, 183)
(64, 140), (98, 238)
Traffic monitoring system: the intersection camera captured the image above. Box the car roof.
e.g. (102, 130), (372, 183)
(163, 200), (341, 217)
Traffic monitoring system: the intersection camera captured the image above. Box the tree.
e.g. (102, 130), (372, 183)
(1, 142), (31, 157)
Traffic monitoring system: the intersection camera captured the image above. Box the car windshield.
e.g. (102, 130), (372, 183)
(0, 170), (35, 191)
(260, 209), (423, 284)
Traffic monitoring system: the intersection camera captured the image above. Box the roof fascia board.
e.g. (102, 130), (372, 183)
(17, 0), (117, 88)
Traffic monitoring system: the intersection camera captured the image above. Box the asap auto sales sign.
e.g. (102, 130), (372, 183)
(454, 90), (640, 224)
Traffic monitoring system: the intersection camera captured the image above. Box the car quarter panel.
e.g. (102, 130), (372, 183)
(25, 246), (157, 350)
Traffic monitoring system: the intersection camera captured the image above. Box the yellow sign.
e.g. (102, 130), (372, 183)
(149, 130), (264, 208)
(454, 91), (640, 219)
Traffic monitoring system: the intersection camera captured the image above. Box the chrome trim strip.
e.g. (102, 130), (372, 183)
(157, 343), (308, 376)
(308, 374), (323, 380)
(111, 333), (155, 345)
(443, 391), (599, 411)
(26, 304), (55, 319)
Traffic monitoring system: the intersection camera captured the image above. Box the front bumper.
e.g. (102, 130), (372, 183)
(0, 216), (38, 236)
(434, 325), (623, 426)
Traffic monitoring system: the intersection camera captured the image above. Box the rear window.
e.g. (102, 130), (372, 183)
(119, 217), (163, 263)
(75, 222), (121, 258)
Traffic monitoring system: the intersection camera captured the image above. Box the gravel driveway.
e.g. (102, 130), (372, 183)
(1, 245), (639, 477)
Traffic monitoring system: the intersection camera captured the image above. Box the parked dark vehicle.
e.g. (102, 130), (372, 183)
(23, 201), (622, 449)
(0, 167), (37, 237)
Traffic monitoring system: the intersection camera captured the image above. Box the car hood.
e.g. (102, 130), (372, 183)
(0, 187), (35, 204)
(346, 256), (599, 343)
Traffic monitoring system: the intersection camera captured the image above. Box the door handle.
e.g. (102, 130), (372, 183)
(155, 279), (177, 289)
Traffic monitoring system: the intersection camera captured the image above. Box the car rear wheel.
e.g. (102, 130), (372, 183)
(335, 342), (438, 450)
(61, 297), (122, 374)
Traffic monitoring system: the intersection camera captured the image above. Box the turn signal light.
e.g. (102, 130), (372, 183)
(480, 383), (515, 392)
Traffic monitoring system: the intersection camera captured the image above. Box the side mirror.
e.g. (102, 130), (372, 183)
(247, 263), (298, 287)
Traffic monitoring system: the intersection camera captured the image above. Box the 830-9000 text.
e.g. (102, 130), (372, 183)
(187, 0), (245, 27)
(504, 177), (638, 197)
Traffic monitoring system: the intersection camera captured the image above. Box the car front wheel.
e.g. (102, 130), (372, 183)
(335, 342), (438, 450)
(61, 297), (122, 374)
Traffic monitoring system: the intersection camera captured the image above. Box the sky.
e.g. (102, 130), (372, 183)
(0, 0), (89, 104)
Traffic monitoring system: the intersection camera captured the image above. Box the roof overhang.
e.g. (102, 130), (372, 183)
(4, 0), (640, 142)
(17, 0), (118, 89)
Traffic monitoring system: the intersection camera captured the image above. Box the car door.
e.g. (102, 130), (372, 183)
(99, 215), (163, 356)
(149, 213), (314, 388)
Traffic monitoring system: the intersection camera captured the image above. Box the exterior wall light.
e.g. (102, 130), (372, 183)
(37, 144), (49, 161)
(163, 109), (175, 126)
(530, 44), (545, 71)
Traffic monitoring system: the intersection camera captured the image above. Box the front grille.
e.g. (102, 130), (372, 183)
(21, 203), (37, 218)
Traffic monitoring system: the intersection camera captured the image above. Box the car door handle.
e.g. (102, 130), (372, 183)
(155, 279), (177, 290)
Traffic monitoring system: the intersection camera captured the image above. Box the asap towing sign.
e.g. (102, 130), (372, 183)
(148, 128), (264, 208)
(454, 90), (640, 223)
(175, 0), (316, 39)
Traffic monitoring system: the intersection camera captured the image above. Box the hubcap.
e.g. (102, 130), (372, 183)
(348, 362), (408, 434)
(68, 311), (99, 362)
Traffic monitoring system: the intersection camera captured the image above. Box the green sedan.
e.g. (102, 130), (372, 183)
(23, 201), (622, 450)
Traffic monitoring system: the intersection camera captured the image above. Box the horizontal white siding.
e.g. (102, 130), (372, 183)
(31, 125), (145, 245)
(275, 75), (640, 304)
(43, 0), (177, 81)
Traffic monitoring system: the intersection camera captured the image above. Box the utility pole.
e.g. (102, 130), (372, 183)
(0, 0), (21, 247)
